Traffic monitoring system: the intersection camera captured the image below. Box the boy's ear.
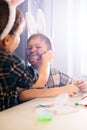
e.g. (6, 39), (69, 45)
(4, 35), (12, 46)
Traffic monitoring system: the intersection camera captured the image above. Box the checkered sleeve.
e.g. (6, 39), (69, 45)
(58, 71), (73, 86)
(10, 56), (39, 89)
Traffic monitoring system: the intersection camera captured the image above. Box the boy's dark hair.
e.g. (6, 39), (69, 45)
(0, 0), (24, 40)
(27, 33), (53, 50)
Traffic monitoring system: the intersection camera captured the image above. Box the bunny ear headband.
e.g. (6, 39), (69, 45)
(26, 8), (46, 35)
(26, 9), (54, 51)
(0, 0), (24, 40)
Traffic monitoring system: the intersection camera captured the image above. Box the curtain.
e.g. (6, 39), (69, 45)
(53, 0), (87, 79)
(67, 0), (87, 79)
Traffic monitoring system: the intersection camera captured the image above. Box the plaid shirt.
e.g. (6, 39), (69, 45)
(45, 68), (73, 88)
(0, 50), (38, 111)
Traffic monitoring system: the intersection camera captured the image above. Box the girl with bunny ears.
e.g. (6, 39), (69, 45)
(0, 0), (52, 111)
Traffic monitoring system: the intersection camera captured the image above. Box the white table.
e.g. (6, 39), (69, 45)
(0, 93), (87, 130)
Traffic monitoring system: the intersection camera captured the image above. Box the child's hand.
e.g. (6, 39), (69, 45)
(77, 79), (87, 92)
(63, 84), (79, 96)
(65, 84), (79, 96)
(42, 50), (54, 64)
(64, 84), (79, 96)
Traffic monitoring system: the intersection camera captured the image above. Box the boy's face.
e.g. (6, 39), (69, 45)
(26, 37), (48, 65)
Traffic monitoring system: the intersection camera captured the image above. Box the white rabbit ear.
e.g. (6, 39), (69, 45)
(0, 0), (24, 40)
(26, 12), (37, 35)
(8, 0), (24, 6)
(37, 8), (46, 34)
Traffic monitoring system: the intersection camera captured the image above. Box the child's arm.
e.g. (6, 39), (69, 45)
(31, 50), (54, 88)
(19, 84), (79, 101)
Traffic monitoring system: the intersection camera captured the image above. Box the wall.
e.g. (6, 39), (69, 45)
(52, 0), (68, 74)
(15, 0), (28, 62)
(43, 0), (68, 74)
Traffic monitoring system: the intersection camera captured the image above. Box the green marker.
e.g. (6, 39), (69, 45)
(75, 102), (87, 107)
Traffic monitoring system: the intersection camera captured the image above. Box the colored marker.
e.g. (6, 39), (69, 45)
(38, 104), (54, 108)
(75, 102), (87, 107)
